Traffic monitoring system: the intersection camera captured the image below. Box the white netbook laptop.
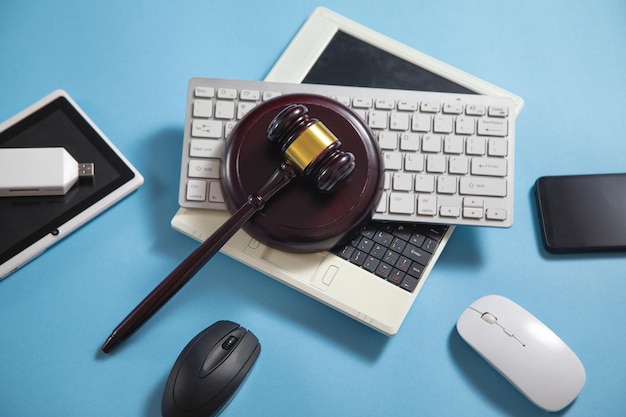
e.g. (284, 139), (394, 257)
(171, 8), (523, 335)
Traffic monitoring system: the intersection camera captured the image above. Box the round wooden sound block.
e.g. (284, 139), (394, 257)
(221, 94), (383, 253)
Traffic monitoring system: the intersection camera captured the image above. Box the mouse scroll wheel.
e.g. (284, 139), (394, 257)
(222, 335), (238, 350)
(481, 312), (497, 324)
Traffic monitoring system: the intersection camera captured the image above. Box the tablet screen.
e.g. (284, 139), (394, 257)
(0, 96), (138, 265)
(302, 31), (477, 94)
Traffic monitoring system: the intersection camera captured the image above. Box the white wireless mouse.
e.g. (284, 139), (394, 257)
(456, 295), (586, 412)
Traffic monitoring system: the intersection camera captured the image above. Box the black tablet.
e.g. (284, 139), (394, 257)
(0, 90), (143, 279)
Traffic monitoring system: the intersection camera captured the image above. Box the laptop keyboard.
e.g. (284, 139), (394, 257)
(179, 77), (516, 228)
(332, 222), (448, 292)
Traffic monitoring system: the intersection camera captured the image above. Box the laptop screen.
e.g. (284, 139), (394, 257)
(303, 30), (477, 94)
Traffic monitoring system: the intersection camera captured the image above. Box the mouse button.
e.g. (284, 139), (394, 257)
(200, 327), (247, 378)
(192, 332), (260, 406)
(481, 312), (497, 324)
(513, 346), (586, 412)
(213, 331), (260, 378)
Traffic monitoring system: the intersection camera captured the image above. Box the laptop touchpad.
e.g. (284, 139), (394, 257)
(261, 248), (326, 282)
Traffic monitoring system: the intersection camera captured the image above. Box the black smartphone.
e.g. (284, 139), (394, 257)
(535, 173), (626, 253)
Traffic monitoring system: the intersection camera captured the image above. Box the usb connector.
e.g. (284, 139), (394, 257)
(78, 162), (95, 180)
(0, 148), (95, 196)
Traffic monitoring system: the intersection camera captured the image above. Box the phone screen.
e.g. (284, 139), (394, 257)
(535, 174), (626, 253)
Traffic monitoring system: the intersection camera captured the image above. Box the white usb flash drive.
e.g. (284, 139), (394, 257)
(0, 147), (94, 196)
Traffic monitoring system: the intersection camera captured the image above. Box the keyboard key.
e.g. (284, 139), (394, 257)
(357, 237), (375, 252)
(390, 112), (410, 131)
(486, 208), (507, 221)
(399, 133), (420, 151)
(391, 238), (407, 254)
(448, 156), (469, 174)
(383, 152), (402, 170)
(466, 103), (486, 116)
(420, 101), (441, 113)
(375, 98), (395, 109)
(402, 243), (429, 265)
(394, 255), (411, 270)
(186, 179), (206, 201)
(188, 159), (220, 179)
(237, 102), (256, 119)
(471, 157), (507, 177)
(262, 91), (282, 101)
(478, 118), (508, 136)
(190, 139), (224, 158)
(191, 120), (222, 138)
(368, 110), (388, 129)
(378, 132), (398, 150)
(437, 176), (457, 194)
(193, 100), (212, 118)
(389, 193), (415, 214)
(426, 155), (446, 173)
(383, 250), (400, 266)
(373, 230), (394, 246)
(363, 257), (380, 273)
(434, 115), (454, 133)
(444, 135), (464, 154)
(240, 89), (260, 101)
(415, 174), (435, 193)
(464, 197), (484, 208)
(422, 134), (442, 153)
(404, 154), (424, 172)
(217, 88), (237, 99)
(208, 181), (224, 203)
(443, 102), (463, 114)
(440, 206), (461, 217)
(411, 114), (431, 132)
(375, 263), (392, 279)
(215, 101), (235, 119)
(417, 195), (437, 216)
(353, 97), (372, 108)
(460, 177), (507, 197)
(488, 138), (508, 156)
(455, 116), (475, 135)
(195, 86), (214, 98)
(387, 269), (404, 285)
(400, 276), (420, 292)
(398, 100), (418, 111)
(393, 173), (413, 191)
(350, 250), (367, 267)
(463, 207), (484, 219)
(488, 106), (509, 117)
(466, 137), (486, 155)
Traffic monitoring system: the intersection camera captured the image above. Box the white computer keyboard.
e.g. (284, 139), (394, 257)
(178, 77), (516, 227)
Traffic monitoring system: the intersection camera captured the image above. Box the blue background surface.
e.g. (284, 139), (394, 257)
(1, 1), (626, 416)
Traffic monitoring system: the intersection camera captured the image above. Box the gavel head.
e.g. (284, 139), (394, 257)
(267, 104), (356, 192)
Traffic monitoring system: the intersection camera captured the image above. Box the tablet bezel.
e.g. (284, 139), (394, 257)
(266, 7), (524, 116)
(0, 90), (144, 279)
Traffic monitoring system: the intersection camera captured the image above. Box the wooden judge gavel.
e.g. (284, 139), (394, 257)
(102, 103), (356, 352)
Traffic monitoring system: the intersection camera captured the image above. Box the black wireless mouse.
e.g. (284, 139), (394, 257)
(162, 321), (261, 417)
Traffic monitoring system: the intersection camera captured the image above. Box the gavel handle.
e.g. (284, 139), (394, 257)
(102, 163), (297, 352)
